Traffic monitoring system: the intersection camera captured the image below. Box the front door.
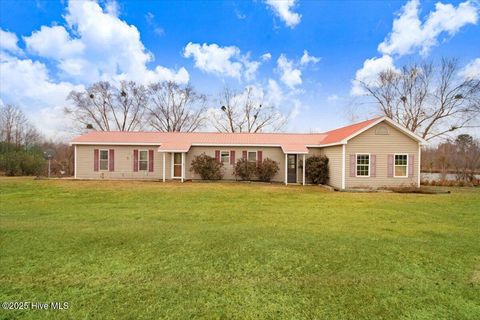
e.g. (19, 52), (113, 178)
(173, 153), (182, 178)
(287, 154), (297, 183)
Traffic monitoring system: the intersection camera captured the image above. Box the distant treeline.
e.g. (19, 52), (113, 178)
(421, 134), (480, 181)
(0, 105), (73, 177)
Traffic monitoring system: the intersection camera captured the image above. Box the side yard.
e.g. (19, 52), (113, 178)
(0, 178), (479, 319)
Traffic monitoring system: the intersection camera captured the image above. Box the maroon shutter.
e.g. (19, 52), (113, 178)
(257, 150), (263, 166)
(242, 150), (247, 160)
(133, 149), (139, 172)
(215, 150), (220, 162)
(109, 149), (114, 172)
(94, 149), (99, 172)
(370, 154), (376, 177)
(387, 154), (394, 177)
(230, 150), (235, 165)
(148, 150), (154, 172)
(349, 155), (355, 177)
(408, 154), (414, 177)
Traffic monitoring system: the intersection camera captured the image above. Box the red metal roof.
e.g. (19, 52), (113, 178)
(71, 117), (383, 153)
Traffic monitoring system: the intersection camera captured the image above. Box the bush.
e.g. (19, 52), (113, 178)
(234, 158), (257, 181)
(0, 143), (45, 176)
(190, 153), (224, 180)
(256, 158), (280, 182)
(305, 155), (329, 184)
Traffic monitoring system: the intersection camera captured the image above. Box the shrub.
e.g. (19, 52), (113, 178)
(190, 153), (224, 180)
(256, 158), (280, 182)
(234, 158), (257, 181)
(0, 143), (45, 176)
(305, 155), (329, 184)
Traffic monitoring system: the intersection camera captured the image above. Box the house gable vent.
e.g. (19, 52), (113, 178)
(375, 125), (389, 135)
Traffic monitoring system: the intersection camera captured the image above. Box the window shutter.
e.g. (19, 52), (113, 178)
(215, 150), (220, 162)
(133, 149), (139, 172)
(387, 154), (394, 177)
(149, 150), (154, 172)
(257, 150), (263, 166)
(94, 149), (99, 172)
(230, 150), (235, 165)
(349, 155), (355, 177)
(408, 154), (414, 178)
(370, 154), (376, 177)
(109, 149), (114, 172)
(242, 150), (247, 160)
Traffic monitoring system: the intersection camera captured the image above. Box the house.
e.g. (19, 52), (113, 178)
(70, 116), (427, 189)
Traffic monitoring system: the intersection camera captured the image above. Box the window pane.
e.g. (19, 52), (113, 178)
(248, 152), (256, 162)
(395, 155), (407, 165)
(139, 150), (148, 161)
(139, 160), (148, 171)
(100, 150), (108, 160)
(356, 154), (369, 176)
(395, 166), (407, 177)
(221, 151), (229, 163)
(100, 160), (108, 170)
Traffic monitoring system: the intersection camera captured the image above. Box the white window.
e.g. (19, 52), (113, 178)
(99, 149), (109, 171)
(394, 154), (408, 177)
(248, 151), (257, 163)
(221, 151), (230, 164)
(139, 150), (148, 171)
(356, 154), (370, 177)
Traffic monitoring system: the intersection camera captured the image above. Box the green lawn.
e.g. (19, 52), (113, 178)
(0, 178), (479, 319)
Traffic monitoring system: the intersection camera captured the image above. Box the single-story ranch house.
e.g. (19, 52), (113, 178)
(70, 116), (427, 189)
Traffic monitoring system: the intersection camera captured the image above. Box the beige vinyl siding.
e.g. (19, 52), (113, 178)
(344, 121), (419, 188)
(185, 146), (286, 182)
(320, 145), (343, 189)
(76, 145), (166, 180)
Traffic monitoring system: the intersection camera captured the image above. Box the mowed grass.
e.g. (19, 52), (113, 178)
(0, 178), (479, 319)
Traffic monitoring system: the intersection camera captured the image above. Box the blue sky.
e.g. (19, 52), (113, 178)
(0, 0), (479, 140)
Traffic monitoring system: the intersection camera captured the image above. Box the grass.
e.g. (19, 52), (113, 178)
(0, 177), (479, 319)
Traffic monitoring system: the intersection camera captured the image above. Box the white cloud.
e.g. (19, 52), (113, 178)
(378, 0), (479, 56)
(265, 0), (301, 28)
(22, 0), (188, 84)
(25, 26), (85, 60)
(351, 55), (398, 95)
(459, 58), (480, 79)
(0, 52), (83, 138)
(0, 28), (23, 55)
(300, 50), (320, 65)
(261, 52), (272, 61)
(277, 54), (302, 88)
(183, 42), (262, 81)
(327, 94), (339, 101)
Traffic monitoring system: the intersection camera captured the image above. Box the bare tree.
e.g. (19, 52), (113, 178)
(0, 104), (40, 147)
(211, 86), (287, 133)
(147, 81), (206, 132)
(360, 58), (480, 140)
(66, 81), (148, 131)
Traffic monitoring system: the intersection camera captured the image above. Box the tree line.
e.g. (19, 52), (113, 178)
(65, 81), (286, 133)
(422, 134), (480, 182)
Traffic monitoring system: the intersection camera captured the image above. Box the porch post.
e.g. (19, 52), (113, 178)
(171, 152), (174, 179)
(284, 153), (288, 185)
(162, 152), (166, 182)
(341, 144), (346, 190)
(302, 154), (306, 186)
(181, 152), (185, 183)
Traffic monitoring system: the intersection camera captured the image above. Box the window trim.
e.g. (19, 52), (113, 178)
(99, 149), (109, 171)
(220, 150), (230, 165)
(247, 151), (257, 163)
(355, 153), (370, 178)
(138, 149), (149, 171)
(394, 153), (408, 178)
